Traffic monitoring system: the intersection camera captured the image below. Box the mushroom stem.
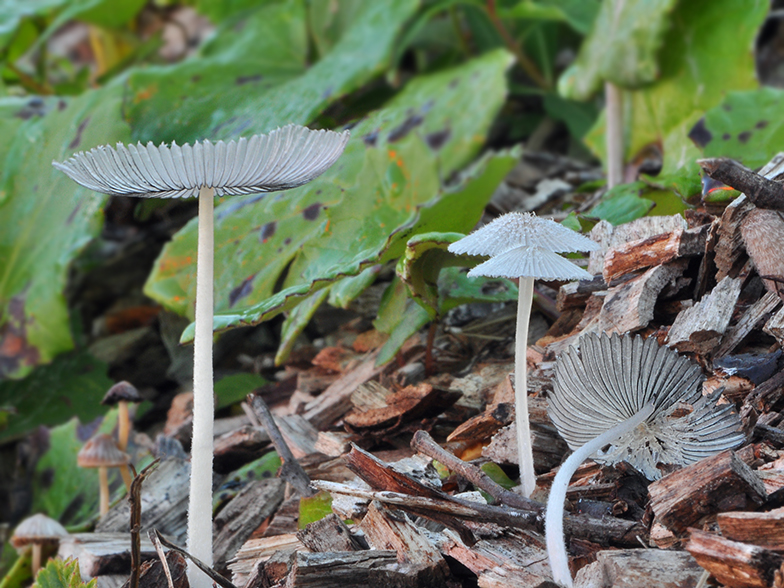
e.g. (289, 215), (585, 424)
(605, 81), (623, 188)
(187, 185), (215, 588)
(120, 464), (133, 491)
(31, 544), (42, 578)
(99, 466), (109, 517)
(117, 400), (130, 451)
(545, 401), (655, 587)
(515, 276), (536, 498)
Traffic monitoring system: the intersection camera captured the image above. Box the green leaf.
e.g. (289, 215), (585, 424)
(298, 490), (333, 529)
(587, 182), (654, 226)
(504, 0), (600, 35)
(0, 86), (129, 379)
(0, 0), (66, 51)
(308, 0), (368, 56)
(559, 0), (677, 99)
(480, 462), (516, 490)
(34, 558), (95, 588)
(0, 352), (111, 443)
(150, 51), (514, 343)
(374, 277), (431, 366)
(437, 267), (518, 315)
(214, 373), (269, 410)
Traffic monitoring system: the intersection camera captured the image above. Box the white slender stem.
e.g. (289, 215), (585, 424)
(546, 402), (655, 587)
(188, 186), (215, 588)
(515, 276), (536, 498)
(605, 81), (623, 188)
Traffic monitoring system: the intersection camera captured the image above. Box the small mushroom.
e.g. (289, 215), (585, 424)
(448, 212), (598, 497)
(54, 125), (349, 588)
(77, 433), (131, 517)
(11, 513), (68, 577)
(545, 333), (745, 587)
(101, 380), (141, 452)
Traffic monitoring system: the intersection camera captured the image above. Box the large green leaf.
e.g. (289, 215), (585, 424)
(0, 352), (111, 443)
(126, 0), (420, 144)
(504, 0), (601, 36)
(559, 0), (677, 99)
(0, 0), (66, 51)
(0, 86), (129, 379)
(147, 50), (513, 341)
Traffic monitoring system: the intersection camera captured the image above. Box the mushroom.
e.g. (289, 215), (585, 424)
(77, 433), (131, 517)
(11, 513), (68, 577)
(546, 333), (745, 587)
(53, 125), (349, 588)
(448, 212), (598, 497)
(101, 380), (141, 452)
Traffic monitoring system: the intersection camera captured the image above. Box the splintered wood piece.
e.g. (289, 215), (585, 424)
(481, 422), (568, 473)
(229, 534), (304, 587)
(666, 276), (743, 354)
(556, 275), (607, 311)
(741, 208), (784, 300)
(301, 350), (385, 429)
(743, 369), (784, 412)
(602, 224), (708, 283)
(276, 415), (319, 458)
(715, 291), (782, 358)
(296, 513), (362, 553)
(286, 551), (425, 588)
(648, 450), (767, 534)
(120, 551), (187, 588)
(764, 305), (784, 346)
(314, 431), (352, 457)
(685, 528), (784, 588)
(213, 478), (286, 570)
(58, 533), (157, 579)
(446, 402), (514, 442)
(213, 426), (269, 474)
(574, 549), (704, 588)
(360, 501), (449, 584)
(717, 506), (784, 550)
(715, 196), (755, 280)
(244, 548), (296, 588)
(595, 261), (686, 334)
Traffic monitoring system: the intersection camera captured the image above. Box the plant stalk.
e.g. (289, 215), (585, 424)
(99, 466), (109, 517)
(118, 400), (130, 451)
(605, 81), (623, 188)
(187, 186), (215, 588)
(515, 276), (536, 498)
(545, 402), (655, 587)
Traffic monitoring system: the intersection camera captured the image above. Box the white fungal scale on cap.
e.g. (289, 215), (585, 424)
(548, 333), (746, 480)
(53, 124), (350, 199)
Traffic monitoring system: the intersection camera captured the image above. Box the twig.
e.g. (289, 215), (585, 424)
(147, 530), (175, 588)
(247, 393), (316, 497)
(411, 430), (540, 512)
(129, 460), (160, 588)
(698, 157), (784, 212)
(151, 530), (238, 588)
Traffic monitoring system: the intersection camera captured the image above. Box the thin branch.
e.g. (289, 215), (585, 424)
(698, 157), (784, 212)
(129, 459), (160, 588)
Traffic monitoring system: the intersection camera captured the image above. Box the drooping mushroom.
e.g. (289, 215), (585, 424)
(11, 514), (68, 577)
(101, 380), (141, 452)
(54, 125), (349, 588)
(77, 433), (131, 517)
(546, 333), (745, 587)
(448, 212), (598, 497)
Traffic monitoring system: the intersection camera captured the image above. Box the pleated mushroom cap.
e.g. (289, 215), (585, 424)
(53, 124), (350, 199)
(77, 434), (130, 468)
(467, 245), (592, 280)
(101, 381), (141, 406)
(548, 333), (745, 480)
(448, 212), (599, 257)
(11, 514), (68, 549)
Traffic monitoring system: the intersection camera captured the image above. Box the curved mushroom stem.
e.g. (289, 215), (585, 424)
(515, 276), (536, 498)
(545, 401), (655, 587)
(117, 400), (130, 452)
(31, 544), (42, 578)
(99, 466), (110, 517)
(119, 464), (133, 491)
(187, 186), (215, 588)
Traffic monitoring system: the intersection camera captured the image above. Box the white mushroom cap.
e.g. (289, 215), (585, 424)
(53, 124), (350, 199)
(548, 333), (746, 480)
(467, 245), (592, 280)
(448, 212), (599, 257)
(11, 514), (68, 548)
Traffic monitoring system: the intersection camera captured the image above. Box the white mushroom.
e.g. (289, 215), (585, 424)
(54, 125), (349, 588)
(11, 514), (68, 577)
(546, 333), (745, 587)
(448, 212), (598, 498)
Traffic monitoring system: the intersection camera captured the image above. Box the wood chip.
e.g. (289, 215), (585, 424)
(58, 533), (157, 579)
(742, 208), (784, 300)
(717, 505), (784, 550)
(574, 549), (704, 588)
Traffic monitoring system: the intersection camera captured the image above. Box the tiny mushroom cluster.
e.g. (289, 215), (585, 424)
(546, 333), (745, 587)
(54, 124), (349, 588)
(448, 211), (598, 497)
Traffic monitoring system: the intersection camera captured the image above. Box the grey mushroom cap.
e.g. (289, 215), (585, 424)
(11, 514), (68, 548)
(448, 212), (599, 257)
(53, 124), (350, 199)
(548, 333), (746, 480)
(466, 245), (592, 280)
(101, 381), (141, 406)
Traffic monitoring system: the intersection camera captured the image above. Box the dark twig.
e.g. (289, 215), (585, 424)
(129, 459), (160, 588)
(411, 430), (541, 512)
(247, 393), (317, 497)
(698, 158), (784, 212)
(151, 529), (238, 588)
(147, 530), (175, 588)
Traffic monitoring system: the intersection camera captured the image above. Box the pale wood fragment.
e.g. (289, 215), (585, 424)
(764, 305), (784, 346)
(58, 533), (157, 580)
(556, 276), (606, 311)
(742, 208), (784, 300)
(717, 506), (784, 550)
(286, 551), (425, 588)
(296, 513), (363, 553)
(715, 291), (782, 357)
(648, 450), (767, 534)
(314, 431), (352, 457)
(574, 549), (704, 588)
(715, 195), (755, 280)
(228, 534), (304, 587)
(685, 528), (784, 588)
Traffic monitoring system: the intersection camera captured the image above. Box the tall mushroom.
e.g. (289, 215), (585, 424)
(11, 513), (68, 577)
(77, 433), (131, 517)
(448, 212), (598, 497)
(53, 125), (349, 588)
(546, 333), (745, 587)
(101, 380), (141, 452)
